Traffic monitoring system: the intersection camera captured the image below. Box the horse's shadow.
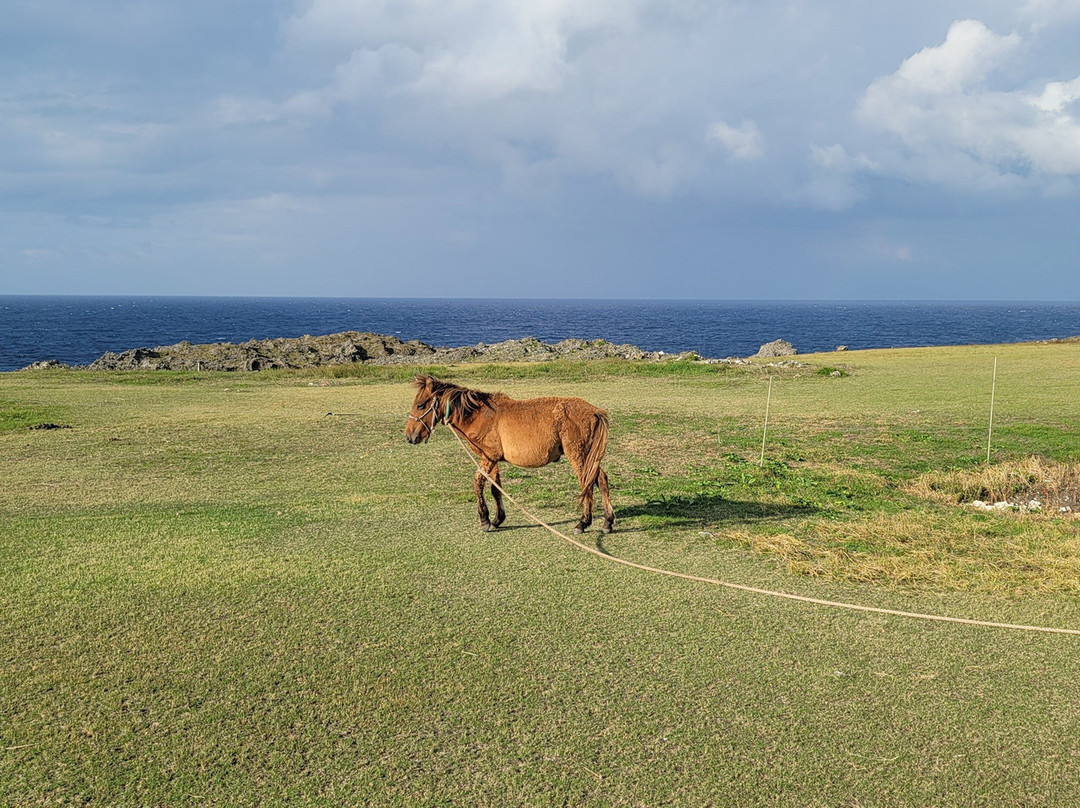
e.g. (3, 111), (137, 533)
(489, 521), (544, 533)
(612, 494), (819, 532)
(499, 494), (818, 548)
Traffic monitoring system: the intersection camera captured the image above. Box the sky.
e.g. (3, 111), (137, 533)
(3, 0), (1080, 300)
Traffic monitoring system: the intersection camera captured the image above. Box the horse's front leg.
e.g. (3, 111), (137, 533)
(474, 466), (492, 531)
(474, 460), (504, 531)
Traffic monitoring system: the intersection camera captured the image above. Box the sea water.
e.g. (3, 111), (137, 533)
(2, 296), (1079, 371)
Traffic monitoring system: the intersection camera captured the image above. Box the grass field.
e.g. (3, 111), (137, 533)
(3, 341), (1080, 806)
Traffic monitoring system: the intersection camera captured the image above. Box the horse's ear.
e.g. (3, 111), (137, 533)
(414, 374), (432, 391)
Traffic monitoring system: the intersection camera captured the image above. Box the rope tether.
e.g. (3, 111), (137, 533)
(445, 424), (1080, 637)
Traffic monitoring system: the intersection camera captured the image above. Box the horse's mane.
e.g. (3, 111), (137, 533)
(415, 376), (493, 420)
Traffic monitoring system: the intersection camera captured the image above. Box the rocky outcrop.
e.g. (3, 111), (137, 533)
(21, 360), (69, 370)
(755, 339), (798, 358)
(87, 332), (438, 371)
(76, 332), (717, 371)
(25, 332), (796, 371)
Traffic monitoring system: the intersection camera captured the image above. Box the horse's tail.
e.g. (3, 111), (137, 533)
(577, 410), (610, 508)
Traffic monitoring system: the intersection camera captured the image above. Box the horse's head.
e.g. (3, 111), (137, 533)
(404, 375), (442, 444)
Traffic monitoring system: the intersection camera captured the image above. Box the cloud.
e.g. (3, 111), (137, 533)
(266, 0), (833, 198)
(855, 18), (1080, 188)
(856, 19), (1021, 146)
(887, 19), (1020, 95)
(1021, 0), (1080, 28)
(810, 144), (876, 173)
(267, 4), (1080, 208)
(707, 120), (764, 162)
(787, 144), (877, 210)
(281, 0), (644, 105)
(7, 1), (1080, 302)
(1032, 75), (1080, 112)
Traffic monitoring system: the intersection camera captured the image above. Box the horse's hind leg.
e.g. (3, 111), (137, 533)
(573, 473), (614, 534)
(567, 451), (595, 534)
(574, 476), (595, 535)
(597, 469), (615, 534)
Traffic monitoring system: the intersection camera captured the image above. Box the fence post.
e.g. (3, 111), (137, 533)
(986, 357), (998, 464)
(760, 376), (773, 467)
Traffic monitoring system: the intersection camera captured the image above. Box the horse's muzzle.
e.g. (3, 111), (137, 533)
(405, 427), (429, 445)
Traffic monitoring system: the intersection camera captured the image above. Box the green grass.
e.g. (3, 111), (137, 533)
(0, 399), (70, 432)
(4, 343), (1080, 805)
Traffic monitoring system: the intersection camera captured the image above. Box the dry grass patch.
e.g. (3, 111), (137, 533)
(725, 514), (951, 586)
(723, 508), (1080, 596)
(910, 457), (1080, 515)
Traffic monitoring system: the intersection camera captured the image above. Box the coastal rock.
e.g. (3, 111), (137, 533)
(71, 331), (791, 371)
(20, 360), (72, 370)
(755, 339), (798, 358)
(86, 331), (438, 372)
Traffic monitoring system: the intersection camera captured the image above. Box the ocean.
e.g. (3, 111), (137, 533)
(2, 296), (1079, 372)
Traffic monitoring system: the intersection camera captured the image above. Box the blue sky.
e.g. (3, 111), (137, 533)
(3, 0), (1080, 300)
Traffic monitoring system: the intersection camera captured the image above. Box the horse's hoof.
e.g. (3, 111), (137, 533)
(480, 522), (492, 532)
(573, 526), (585, 535)
(601, 525), (613, 535)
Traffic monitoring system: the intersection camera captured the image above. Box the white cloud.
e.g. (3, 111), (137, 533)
(1031, 75), (1080, 113)
(896, 19), (1019, 94)
(262, 0), (757, 198)
(268, 5), (1080, 206)
(283, 0), (644, 104)
(1021, 0), (1080, 28)
(707, 120), (764, 162)
(811, 144), (876, 172)
(267, 3), (1080, 207)
(855, 18), (1080, 188)
(857, 20), (1021, 139)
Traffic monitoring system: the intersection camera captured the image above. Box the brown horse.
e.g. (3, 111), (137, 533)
(404, 375), (615, 534)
